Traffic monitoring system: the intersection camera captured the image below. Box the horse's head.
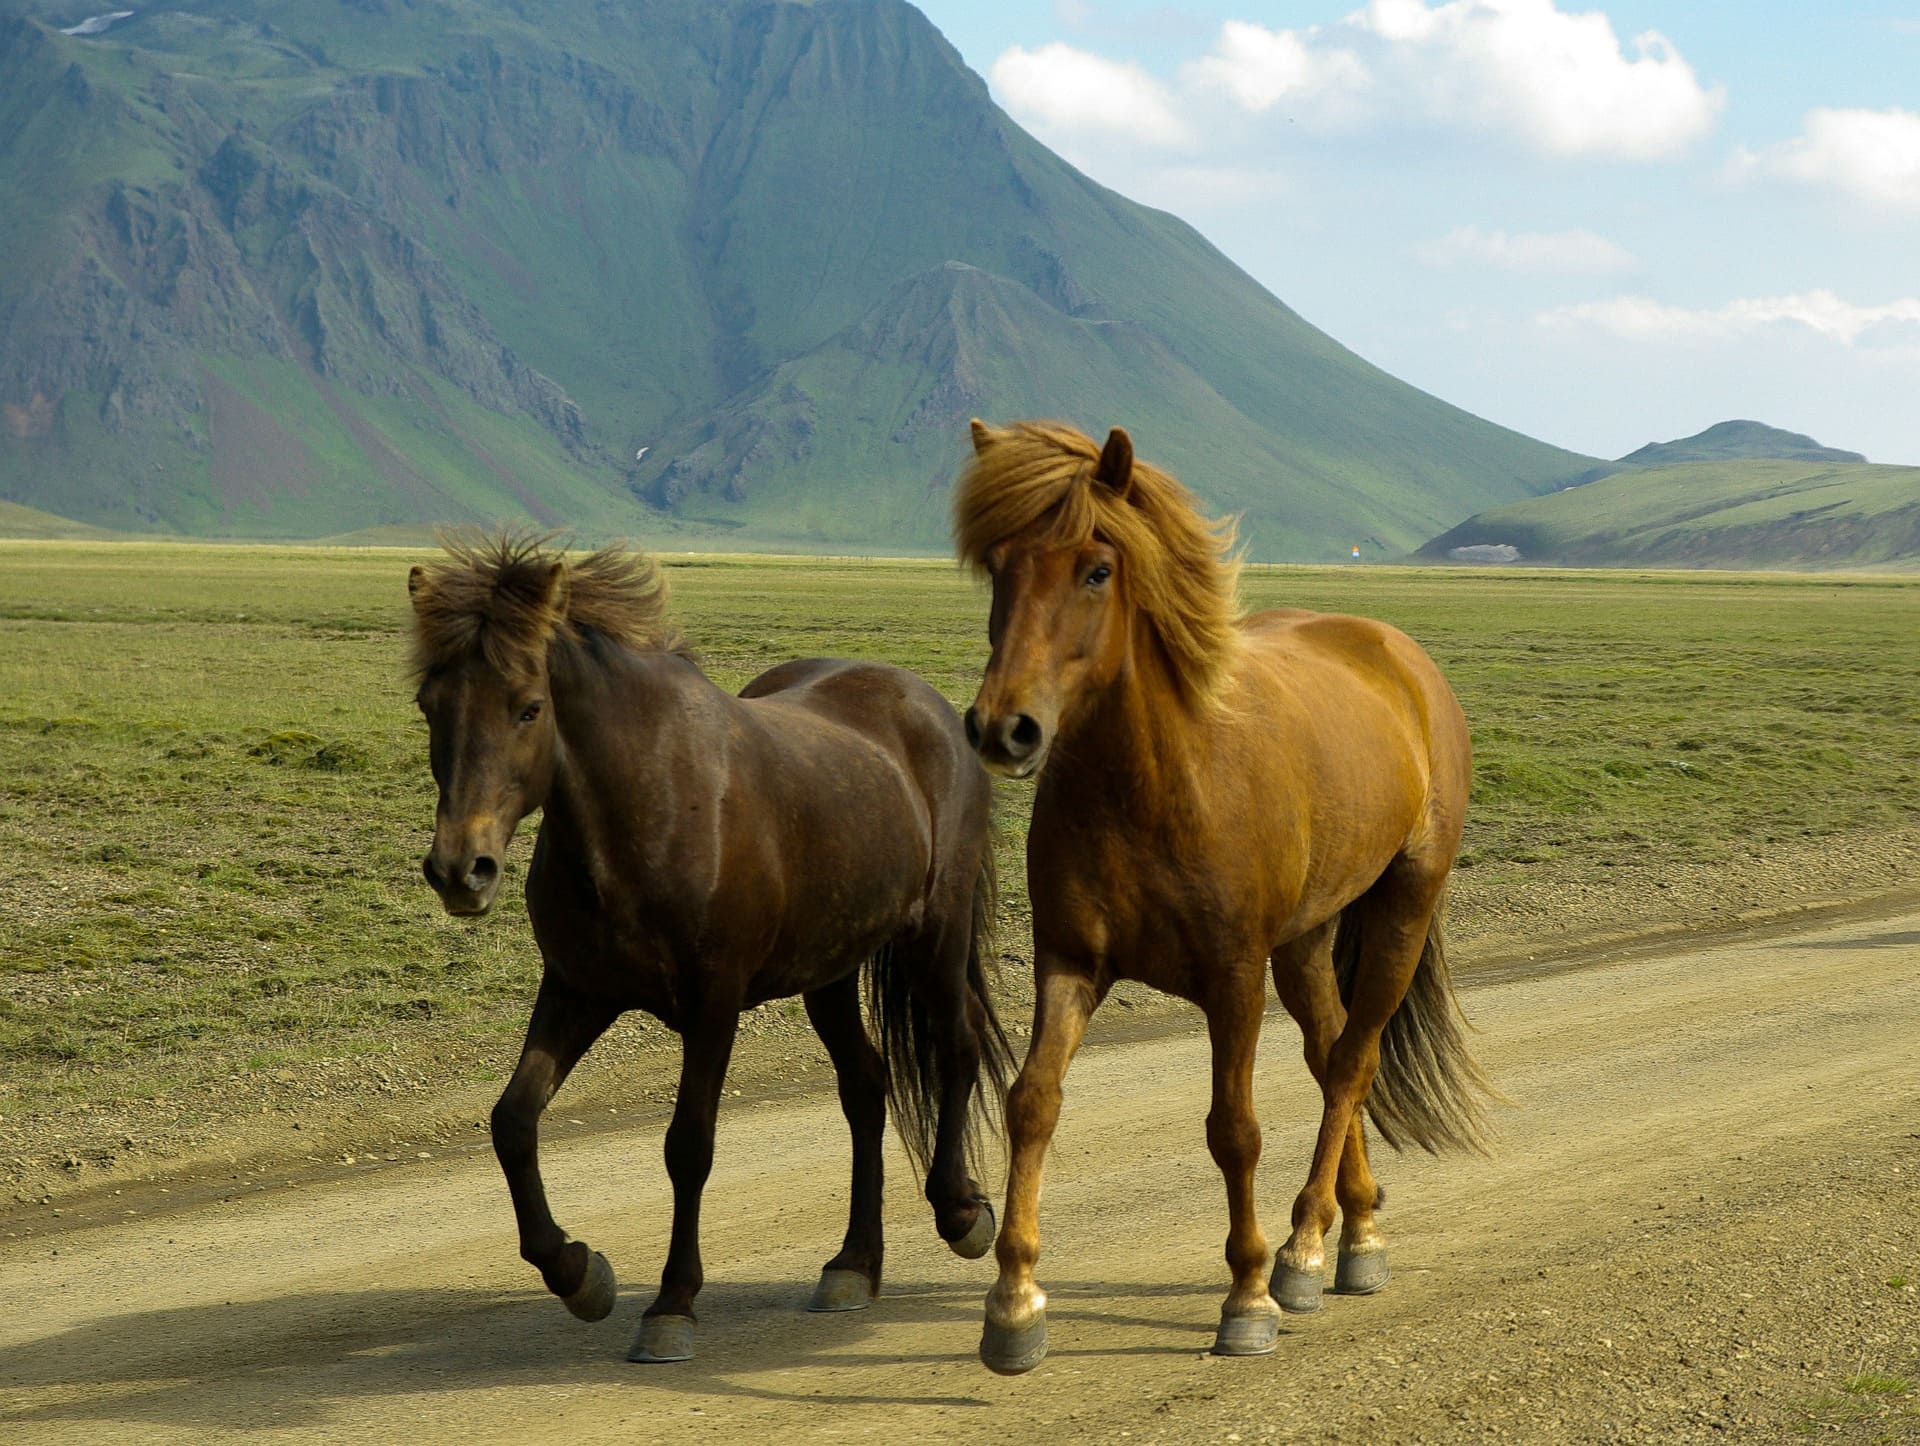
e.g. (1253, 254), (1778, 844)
(407, 548), (569, 916)
(960, 422), (1140, 779)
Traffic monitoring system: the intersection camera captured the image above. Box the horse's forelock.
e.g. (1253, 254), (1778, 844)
(408, 530), (682, 681)
(954, 421), (1243, 709)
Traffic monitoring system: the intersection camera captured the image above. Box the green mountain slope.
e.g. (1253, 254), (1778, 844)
(1, 0), (1594, 554)
(1620, 420), (1866, 469)
(1416, 460), (1920, 570)
(0, 497), (118, 537)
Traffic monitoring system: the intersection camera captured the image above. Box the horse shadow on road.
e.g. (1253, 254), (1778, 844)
(0, 1273), (1229, 1433)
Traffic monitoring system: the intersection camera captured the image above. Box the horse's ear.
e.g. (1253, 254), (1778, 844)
(407, 564), (428, 610)
(969, 418), (994, 455)
(542, 560), (571, 624)
(1096, 427), (1135, 499)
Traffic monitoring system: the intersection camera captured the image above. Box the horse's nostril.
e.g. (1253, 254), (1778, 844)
(468, 856), (499, 890)
(963, 707), (983, 751)
(1009, 714), (1042, 753)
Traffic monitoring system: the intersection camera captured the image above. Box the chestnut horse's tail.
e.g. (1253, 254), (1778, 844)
(865, 850), (1015, 1178)
(1334, 888), (1497, 1155)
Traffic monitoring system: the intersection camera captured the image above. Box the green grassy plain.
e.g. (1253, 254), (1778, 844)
(1, 544), (1917, 1146)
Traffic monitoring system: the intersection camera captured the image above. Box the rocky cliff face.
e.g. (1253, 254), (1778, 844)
(0, 0), (1591, 549)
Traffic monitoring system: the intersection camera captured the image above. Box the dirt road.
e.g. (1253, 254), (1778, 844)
(3, 909), (1917, 1443)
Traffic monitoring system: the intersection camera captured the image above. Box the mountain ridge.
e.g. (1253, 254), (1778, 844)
(1, 0), (1596, 555)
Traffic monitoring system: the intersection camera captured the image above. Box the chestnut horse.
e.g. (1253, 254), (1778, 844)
(955, 421), (1493, 1373)
(407, 534), (1011, 1363)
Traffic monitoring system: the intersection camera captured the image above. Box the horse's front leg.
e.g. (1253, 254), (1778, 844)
(491, 973), (621, 1319)
(1205, 970), (1281, 1355)
(628, 1003), (741, 1363)
(980, 959), (1102, 1375)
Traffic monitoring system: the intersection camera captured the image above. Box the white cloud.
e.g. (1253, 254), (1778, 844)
(1172, 0), (1723, 160)
(1541, 290), (1920, 347)
(990, 43), (1193, 151)
(1737, 108), (1920, 212)
(1180, 20), (1369, 118)
(1415, 225), (1637, 273)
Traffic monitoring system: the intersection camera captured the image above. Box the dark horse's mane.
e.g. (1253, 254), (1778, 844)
(409, 530), (686, 680)
(953, 420), (1244, 710)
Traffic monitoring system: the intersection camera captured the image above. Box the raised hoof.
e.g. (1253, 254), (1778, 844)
(626, 1314), (696, 1363)
(562, 1250), (617, 1322)
(948, 1200), (997, 1261)
(1272, 1261), (1324, 1315)
(807, 1268), (877, 1313)
(1333, 1246), (1390, 1296)
(979, 1310), (1048, 1376)
(1211, 1307), (1280, 1357)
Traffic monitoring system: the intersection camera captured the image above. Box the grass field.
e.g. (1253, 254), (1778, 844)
(1, 544), (1917, 1189)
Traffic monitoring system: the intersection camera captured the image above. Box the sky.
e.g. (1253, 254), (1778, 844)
(909, 0), (1920, 464)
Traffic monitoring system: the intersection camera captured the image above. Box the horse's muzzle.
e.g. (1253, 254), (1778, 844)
(423, 849), (500, 916)
(964, 705), (1047, 779)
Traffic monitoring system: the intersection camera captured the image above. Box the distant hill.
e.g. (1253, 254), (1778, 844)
(0, 498), (118, 538)
(1620, 420), (1866, 468)
(0, 0), (1593, 555)
(1416, 459), (1920, 570)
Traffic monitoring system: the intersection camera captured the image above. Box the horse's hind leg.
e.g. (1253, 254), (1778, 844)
(1272, 873), (1441, 1313)
(802, 974), (886, 1311)
(629, 1003), (742, 1363)
(492, 973), (621, 1320)
(1204, 969), (1282, 1356)
(911, 920), (999, 1259)
(1272, 921), (1386, 1312)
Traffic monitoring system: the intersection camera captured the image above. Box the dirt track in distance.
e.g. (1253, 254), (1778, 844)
(2, 907), (1917, 1443)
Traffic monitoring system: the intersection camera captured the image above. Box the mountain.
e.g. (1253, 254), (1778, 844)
(1415, 459), (1920, 570)
(0, 0), (1595, 555)
(1619, 420), (1866, 469)
(0, 497), (118, 537)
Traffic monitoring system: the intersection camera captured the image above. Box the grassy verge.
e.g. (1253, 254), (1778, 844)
(1, 545), (1916, 1199)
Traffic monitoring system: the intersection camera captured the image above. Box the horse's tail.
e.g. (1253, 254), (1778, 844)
(866, 848), (1014, 1179)
(1334, 886), (1497, 1155)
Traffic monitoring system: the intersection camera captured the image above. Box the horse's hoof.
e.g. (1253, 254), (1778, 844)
(807, 1268), (876, 1313)
(562, 1250), (617, 1322)
(1272, 1261), (1324, 1315)
(627, 1314), (696, 1363)
(979, 1310), (1048, 1375)
(1333, 1245), (1389, 1296)
(1211, 1306), (1280, 1357)
(949, 1200), (997, 1261)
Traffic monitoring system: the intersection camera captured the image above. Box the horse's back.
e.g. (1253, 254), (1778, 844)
(1241, 607), (1465, 741)
(739, 656), (987, 830)
(742, 658), (965, 756)
(1238, 605), (1471, 862)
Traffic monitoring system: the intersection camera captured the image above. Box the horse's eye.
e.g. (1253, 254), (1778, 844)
(1086, 564), (1112, 587)
(518, 699), (544, 724)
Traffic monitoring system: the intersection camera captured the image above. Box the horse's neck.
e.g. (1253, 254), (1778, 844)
(541, 643), (716, 844)
(1047, 640), (1209, 821)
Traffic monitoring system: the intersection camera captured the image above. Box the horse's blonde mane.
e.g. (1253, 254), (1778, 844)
(953, 420), (1243, 708)
(409, 530), (684, 679)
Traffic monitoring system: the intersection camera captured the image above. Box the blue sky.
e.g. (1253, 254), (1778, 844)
(912, 1), (1920, 463)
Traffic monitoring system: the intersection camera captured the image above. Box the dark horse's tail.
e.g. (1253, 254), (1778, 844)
(1334, 886), (1498, 1154)
(865, 850), (1015, 1178)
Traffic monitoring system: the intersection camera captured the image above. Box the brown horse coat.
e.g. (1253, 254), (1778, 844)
(956, 420), (1490, 1373)
(409, 534), (1009, 1363)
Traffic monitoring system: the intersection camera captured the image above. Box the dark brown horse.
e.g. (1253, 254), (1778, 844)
(407, 534), (1011, 1363)
(955, 421), (1494, 1373)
